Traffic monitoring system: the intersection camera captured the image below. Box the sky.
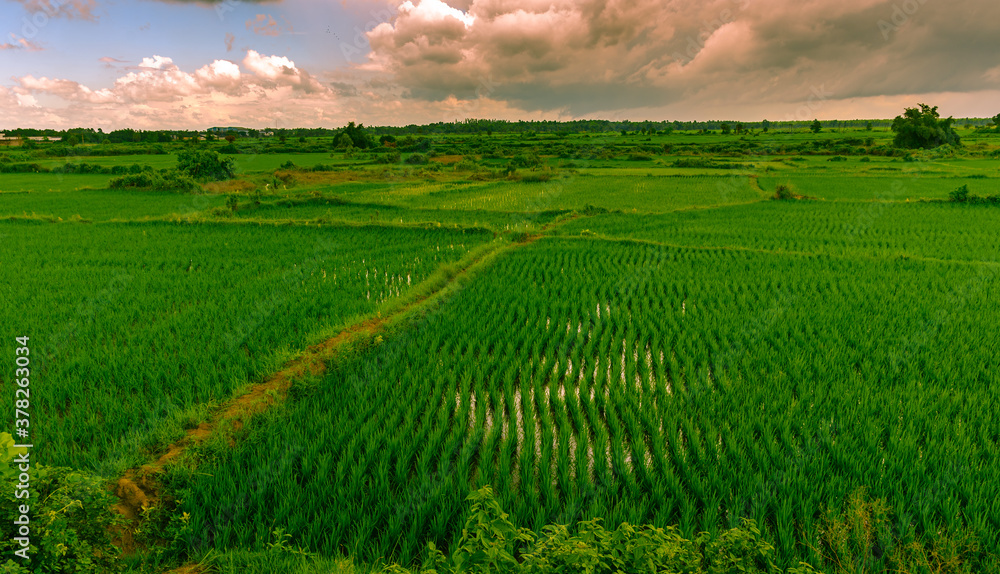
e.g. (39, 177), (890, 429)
(1, 0), (999, 130)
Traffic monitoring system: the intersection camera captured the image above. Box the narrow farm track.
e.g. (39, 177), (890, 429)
(112, 217), (575, 568)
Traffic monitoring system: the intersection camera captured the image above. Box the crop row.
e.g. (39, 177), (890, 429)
(558, 200), (1000, 262)
(179, 238), (1000, 567)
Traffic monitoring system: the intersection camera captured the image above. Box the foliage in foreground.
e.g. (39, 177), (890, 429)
(0, 434), (124, 574)
(190, 486), (984, 574)
(370, 486), (982, 574)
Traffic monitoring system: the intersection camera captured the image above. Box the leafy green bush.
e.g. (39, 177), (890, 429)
(0, 434), (123, 574)
(773, 184), (795, 200)
(109, 169), (200, 193)
(512, 153), (542, 168)
(177, 149), (235, 181)
(375, 150), (402, 164)
(404, 153), (429, 165)
(379, 486), (778, 574)
(949, 184), (970, 202)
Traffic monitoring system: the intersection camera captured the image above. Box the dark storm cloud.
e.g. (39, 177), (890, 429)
(363, 0), (1000, 116)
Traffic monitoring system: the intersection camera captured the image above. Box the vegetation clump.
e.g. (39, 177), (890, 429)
(891, 104), (961, 149)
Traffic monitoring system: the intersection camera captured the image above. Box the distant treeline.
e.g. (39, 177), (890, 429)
(4, 117), (997, 140)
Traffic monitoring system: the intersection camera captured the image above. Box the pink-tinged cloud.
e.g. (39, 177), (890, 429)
(6, 51), (343, 129)
(246, 14), (281, 37)
(243, 50), (325, 93)
(225, 32), (236, 52)
(11, 0), (98, 21)
(1, 34), (43, 51)
(17, 76), (116, 103)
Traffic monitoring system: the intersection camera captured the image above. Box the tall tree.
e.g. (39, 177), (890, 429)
(890, 104), (961, 149)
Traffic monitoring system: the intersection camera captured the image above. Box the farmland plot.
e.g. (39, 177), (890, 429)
(180, 238), (1000, 567)
(0, 220), (493, 473)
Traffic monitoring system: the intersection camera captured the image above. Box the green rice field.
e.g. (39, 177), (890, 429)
(1, 128), (999, 574)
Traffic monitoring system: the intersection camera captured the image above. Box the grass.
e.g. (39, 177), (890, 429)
(0, 219), (494, 474)
(2, 127), (999, 574)
(179, 237), (1000, 569)
(0, 188), (226, 221)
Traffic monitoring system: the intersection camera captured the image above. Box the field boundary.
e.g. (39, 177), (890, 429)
(553, 231), (1000, 267)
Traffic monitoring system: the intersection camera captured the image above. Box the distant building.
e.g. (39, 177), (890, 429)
(207, 127), (250, 137)
(0, 134), (60, 144)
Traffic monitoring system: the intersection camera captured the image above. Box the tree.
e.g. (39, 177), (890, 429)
(177, 149), (235, 181)
(890, 104), (961, 149)
(720, 122), (731, 135)
(334, 133), (354, 149)
(993, 114), (1000, 130)
(335, 121), (372, 149)
(810, 119), (822, 134)
(761, 119), (770, 133)
(865, 121), (873, 131)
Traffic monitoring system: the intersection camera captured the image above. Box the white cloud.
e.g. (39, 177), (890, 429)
(243, 50), (326, 93)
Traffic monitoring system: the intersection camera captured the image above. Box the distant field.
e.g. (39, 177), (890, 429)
(232, 194), (563, 232)
(556, 201), (1000, 262)
(0, 173), (115, 192)
(0, 188), (225, 220)
(757, 174), (997, 201)
(338, 174), (767, 213)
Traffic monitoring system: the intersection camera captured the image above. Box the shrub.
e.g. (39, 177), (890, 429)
(177, 149), (235, 181)
(519, 172), (552, 183)
(774, 184), (795, 200)
(404, 153), (429, 165)
(0, 434), (123, 574)
(949, 184), (970, 202)
(374, 150), (402, 164)
(109, 169), (200, 193)
(512, 152), (542, 168)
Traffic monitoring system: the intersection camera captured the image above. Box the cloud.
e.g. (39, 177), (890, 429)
(7, 50), (340, 129)
(11, 0), (98, 20)
(246, 13), (281, 36)
(99, 56), (128, 68)
(17, 76), (116, 103)
(243, 50), (325, 93)
(225, 32), (235, 51)
(0, 34), (43, 51)
(363, 0), (1000, 117)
